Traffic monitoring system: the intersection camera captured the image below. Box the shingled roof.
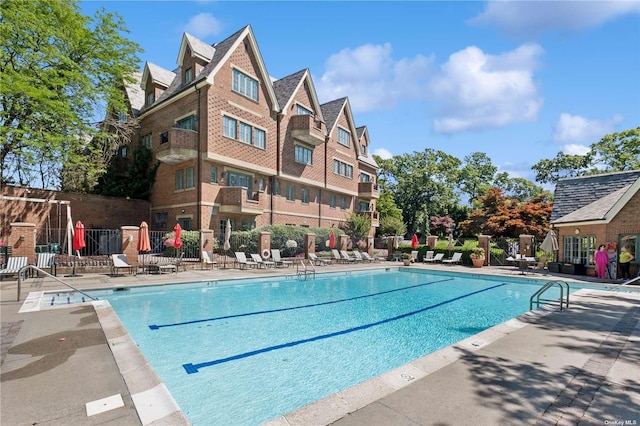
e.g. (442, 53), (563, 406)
(550, 170), (640, 223)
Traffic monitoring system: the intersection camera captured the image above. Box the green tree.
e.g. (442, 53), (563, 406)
(376, 149), (460, 236)
(375, 188), (405, 236)
(532, 152), (593, 185)
(495, 174), (548, 202)
(590, 127), (640, 171)
(0, 0), (142, 189)
(458, 152), (497, 205)
(93, 145), (159, 199)
(342, 212), (372, 243)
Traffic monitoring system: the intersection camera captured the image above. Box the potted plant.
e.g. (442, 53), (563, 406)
(470, 247), (485, 268)
(402, 252), (412, 266)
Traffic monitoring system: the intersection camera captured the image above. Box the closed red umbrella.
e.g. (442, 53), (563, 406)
(72, 221), (86, 254)
(329, 231), (336, 249)
(138, 221), (151, 252)
(173, 223), (182, 249)
(411, 234), (418, 249)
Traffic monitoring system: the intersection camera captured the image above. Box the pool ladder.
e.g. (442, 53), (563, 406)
(16, 265), (99, 302)
(530, 280), (570, 311)
(296, 259), (316, 280)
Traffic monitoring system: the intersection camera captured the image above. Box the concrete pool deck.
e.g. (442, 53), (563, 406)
(1, 261), (638, 425)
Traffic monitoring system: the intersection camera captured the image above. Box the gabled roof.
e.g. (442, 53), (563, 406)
(273, 69), (324, 123)
(177, 33), (215, 66)
(124, 72), (144, 114)
(551, 170), (640, 224)
(140, 62), (175, 89)
(355, 126), (379, 168)
(320, 97), (348, 135)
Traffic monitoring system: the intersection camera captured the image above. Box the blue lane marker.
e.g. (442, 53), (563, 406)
(182, 283), (507, 374)
(149, 277), (454, 330)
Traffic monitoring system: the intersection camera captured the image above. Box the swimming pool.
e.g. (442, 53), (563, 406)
(86, 269), (586, 425)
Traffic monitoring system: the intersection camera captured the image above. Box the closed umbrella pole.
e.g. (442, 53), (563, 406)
(66, 221), (85, 277)
(138, 221), (151, 271)
(223, 219), (231, 269)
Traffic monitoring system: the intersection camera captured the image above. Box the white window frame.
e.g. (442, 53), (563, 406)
(223, 116), (237, 139)
(295, 145), (313, 165)
(338, 127), (350, 147)
(232, 68), (259, 102)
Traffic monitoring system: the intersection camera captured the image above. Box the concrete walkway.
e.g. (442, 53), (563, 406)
(1, 262), (639, 425)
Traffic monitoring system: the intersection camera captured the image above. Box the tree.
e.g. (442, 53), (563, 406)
(532, 152), (593, 185)
(0, 0), (142, 189)
(93, 145), (159, 199)
(375, 149), (461, 236)
(495, 174), (548, 202)
(458, 152), (497, 205)
(375, 188), (405, 236)
(342, 212), (371, 243)
(429, 215), (455, 237)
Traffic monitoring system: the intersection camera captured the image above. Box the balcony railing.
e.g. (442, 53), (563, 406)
(290, 115), (325, 146)
(217, 187), (264, 215)
(358, 182), (380, 199)
(156, 128), (198, 163)
(358, 210), (380, 227)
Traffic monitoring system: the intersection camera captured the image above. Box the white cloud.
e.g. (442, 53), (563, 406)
(316, 44), (434, 112)
(470, 0), (640, 38)
(553, 113), (624, 143)
(562, 144), (591, 156)
(429, 44), (544, 133)
(182, 13), (223, 39)
(372, 148), (393, 159)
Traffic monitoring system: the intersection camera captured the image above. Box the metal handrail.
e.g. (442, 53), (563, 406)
(530, 280), (570, 311)
(296, 259), (316, 279)
(17, 265), (99, 302)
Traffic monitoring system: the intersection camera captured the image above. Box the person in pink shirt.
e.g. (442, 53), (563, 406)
(594, 244), (609, 279)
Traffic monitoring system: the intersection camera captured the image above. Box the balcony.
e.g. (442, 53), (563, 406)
(290, 115), (325, 146)
(358, 182), (380, 199)
(156, 128), (198, 164)
(217, 187), (264, 215)
(358, 210), (380, 228)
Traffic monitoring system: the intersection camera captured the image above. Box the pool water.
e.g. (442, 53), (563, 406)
(92, 269), (581, 425)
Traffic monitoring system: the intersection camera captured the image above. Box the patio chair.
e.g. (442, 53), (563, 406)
(423, 251), (434, 263)
(271, 249), (293, 268)
(529, 255), (548, 274)
(235, 252), (258, 269)
(361, 252), (381, 263)
(331, 249), (344, 263)
(201, 251), (217, 270)
(423, 253), (444, 263)
(410, 250), (419, 262)
(111, 254), (136, 276)
(0, 256), (28, 281)
(340, 250), (357, 263)
(35, 252), (57, 276)
(442, 252), (463, 265)
(251, 253), (276, 268)
(308, 253), (332, 266)
(353, 251), (374, 263)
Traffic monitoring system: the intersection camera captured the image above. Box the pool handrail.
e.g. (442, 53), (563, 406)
(530, 280), (570, 311)
(17, 265), (99, 302)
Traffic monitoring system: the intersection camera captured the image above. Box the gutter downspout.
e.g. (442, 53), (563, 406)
(196, 85), (202, 231)
(273, 114), (282, 225)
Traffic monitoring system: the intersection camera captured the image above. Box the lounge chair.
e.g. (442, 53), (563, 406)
(111, 254), (136, 276)
(36, 252), (57, 276)
(0, 256), (28, 281)
(442, 252), (463, 265)
(423, 251), (434, 262)
(308, 253), (331, 266)
(251, 253), (276, 268)
(340, 250), (357, 263)
(201, 251), (217, 270)
(423, 253), (444, 263)
(271, 249), (293, 268)
(410, 250), (419, 262)
(235, 252), (258, 269)
(353, 251), (373, 263)
(361, 252), (381, 263)
(529, 255), (548, 274)
(331, 249), (344, 263)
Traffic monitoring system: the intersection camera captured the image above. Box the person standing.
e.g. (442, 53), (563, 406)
(594, 244), (609, 279)
(619, 246), (635, 279)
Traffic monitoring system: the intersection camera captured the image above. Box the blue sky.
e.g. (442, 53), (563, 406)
(83, 1), (640, 184)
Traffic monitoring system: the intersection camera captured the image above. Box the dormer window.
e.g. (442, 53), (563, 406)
(295, 104), (313, 116)
(146, 92), (154, 106)
(361, 144), (367, 155)
(185, 67), (193, 84)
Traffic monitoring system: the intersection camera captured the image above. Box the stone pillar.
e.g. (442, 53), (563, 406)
(305, 233), (316, 258)
(367, 236), (374, 255)
(339, 235), (349, 251)
(258, 232), (271, 259)
(201, 229), (214, 258)
(121, 226), (139, 264)
(478, 235), (491, 266)
(519, 234), (535, 257)
(427, 235), (438, 249)
(9, 222), (36, 264)
(387, 237), (397, 260)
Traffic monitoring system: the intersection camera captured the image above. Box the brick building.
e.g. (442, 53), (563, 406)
(119, 25), (380, 236)
(550, 170), (640, 278)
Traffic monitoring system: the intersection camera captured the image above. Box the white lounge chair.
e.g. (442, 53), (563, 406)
(442, 252), (463, 265)
(340, 250), (357, 263)
(235, 252), (258, 269)
(410, 250), (419, 262)
(424, 253), (444, 263)
(423, 251), (434, 262)
(111, 254), (136, 276)
(361, 252), (381, 263)
(308, 253), (331, 266)
(36, 252), (57, 276)
(251, 253), (275, 268)
(331, 249), (344, 263)
(353, 251), (374, 263)
(0, 256), (28, 281)
(201, 251), (217, 270)
(271, 249), (293, 268)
